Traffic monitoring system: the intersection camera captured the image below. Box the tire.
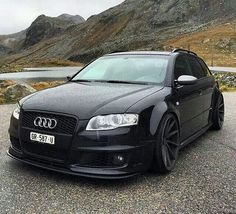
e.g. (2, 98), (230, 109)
(152, 114), (180, 173)
(212, 94), (224, 130)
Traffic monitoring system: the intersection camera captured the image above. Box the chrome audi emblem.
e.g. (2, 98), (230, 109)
(34, 117), (57, 129)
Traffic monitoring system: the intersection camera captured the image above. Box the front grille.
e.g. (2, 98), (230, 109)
(22, 111), (77, 135)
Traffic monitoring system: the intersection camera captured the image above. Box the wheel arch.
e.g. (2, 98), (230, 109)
(212, 87), (223, 109)
(149, 101), (180, 137)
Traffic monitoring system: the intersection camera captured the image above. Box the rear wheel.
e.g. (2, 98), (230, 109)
(152, 114), (180, 173)
(212, 94), (224, 130)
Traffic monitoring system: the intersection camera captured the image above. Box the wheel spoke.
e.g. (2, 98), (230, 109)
(167, 130), (178, 138)
(166, 148), (172, 167)
(167, 120), (175, 132)
(219, 103), (224, 109)
(166, 143), (176, 160)
(166, 140), (179, 147)
(162, 144), (168, 167)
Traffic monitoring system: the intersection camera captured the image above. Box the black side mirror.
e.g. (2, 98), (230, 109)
(67, 76), (72, 81)
(177, 75), (197, 86)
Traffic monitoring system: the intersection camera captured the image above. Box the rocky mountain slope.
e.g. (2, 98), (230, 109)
(0, 30), (26, 55)
(24, 14), (85, 47)
(0, 14), (85, 55)
(57, 14), (85, 24)
(1, 0), (236, 69)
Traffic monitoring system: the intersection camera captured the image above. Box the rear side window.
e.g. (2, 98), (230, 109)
(174, 55), (192, 79)
(198, 58), (212, 77)
(187, 56), (206, 79)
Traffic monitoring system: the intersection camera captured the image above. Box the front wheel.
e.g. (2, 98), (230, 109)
(212, 94), (224, 130)
(152, 114), (180, 173)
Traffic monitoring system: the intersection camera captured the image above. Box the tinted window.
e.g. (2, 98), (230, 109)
(187, 56), (206, 79)
(72, 55), (169, 85)
(174, 55), (192, 79)
(198, 58), (212, 77)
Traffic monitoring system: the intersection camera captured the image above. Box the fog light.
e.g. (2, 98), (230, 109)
(113, 154), (125, 165)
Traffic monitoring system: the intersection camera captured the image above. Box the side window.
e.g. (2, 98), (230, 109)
(174, 55), (192, 79)
(187, 56), (206, 79)
(198, 58), (212, 77)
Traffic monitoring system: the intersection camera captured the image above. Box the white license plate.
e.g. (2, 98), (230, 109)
(30, 132), (55, 145)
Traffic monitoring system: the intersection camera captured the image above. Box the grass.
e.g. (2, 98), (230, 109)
(220, 85), (236, 92)
(30, 81), (65, 91)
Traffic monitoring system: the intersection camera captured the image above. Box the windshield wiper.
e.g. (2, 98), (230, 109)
(70, 79), (151, 85)
(69, 79), (93, 83)
(93, 80), (150, 85)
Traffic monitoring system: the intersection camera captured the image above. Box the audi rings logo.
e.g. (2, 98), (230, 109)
(34, 117), (57, 129)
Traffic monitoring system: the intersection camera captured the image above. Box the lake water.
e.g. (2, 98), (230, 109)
(0, 66), (235, 83)
(0, 67), (82, 82)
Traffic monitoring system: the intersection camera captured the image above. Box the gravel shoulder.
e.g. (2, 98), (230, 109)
(0, 93), (235, 214)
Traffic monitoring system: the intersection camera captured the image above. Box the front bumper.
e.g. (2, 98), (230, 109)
(8, 111), (155, 179)
(8, 140), (154, 179)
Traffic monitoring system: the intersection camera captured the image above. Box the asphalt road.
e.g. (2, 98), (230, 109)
(0, 93), (235, 214)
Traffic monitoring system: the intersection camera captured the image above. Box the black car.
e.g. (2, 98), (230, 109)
(8, 49), (224, 179)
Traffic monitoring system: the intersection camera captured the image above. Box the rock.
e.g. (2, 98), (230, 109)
(213, 73), (236, 88)
(0, 80), (15, 88)
(217, 38), (231, 49)
(203, 38), (210, 44)
(3, 83), (36, 102)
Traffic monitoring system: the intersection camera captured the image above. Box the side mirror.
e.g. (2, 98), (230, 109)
(66, 76), (72, 81)
(177, 75), (197, 85)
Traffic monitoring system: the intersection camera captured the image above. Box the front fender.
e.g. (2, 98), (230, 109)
(126, 88), (177, 139)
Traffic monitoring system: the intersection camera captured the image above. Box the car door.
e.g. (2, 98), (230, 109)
(196, 57), (215, 127)
(173, 54), (204, 141)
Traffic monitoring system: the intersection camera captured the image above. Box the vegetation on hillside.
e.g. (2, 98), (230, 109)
(162, 21), (236, 67)
(0, 59), (83, 73)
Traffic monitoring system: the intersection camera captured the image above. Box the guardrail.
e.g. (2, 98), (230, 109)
(209, 67), (236, 73)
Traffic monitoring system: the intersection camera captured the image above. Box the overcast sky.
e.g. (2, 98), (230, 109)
(0, 0), (124, 35)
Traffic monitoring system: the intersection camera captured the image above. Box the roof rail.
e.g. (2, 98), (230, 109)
(109, 50), (127, 54)
(172, 48), (197, 56)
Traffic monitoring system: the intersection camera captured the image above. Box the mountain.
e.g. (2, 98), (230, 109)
(23, 14), (84, 47)
(0, 14), (85, 54)
(0, 30), (26, 55)
(1, 0), (236, 69)
(57, 14), (85, 24)
(0, 44), (10, 56)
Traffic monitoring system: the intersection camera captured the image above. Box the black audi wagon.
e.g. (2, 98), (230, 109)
(8, 49), (224, 179)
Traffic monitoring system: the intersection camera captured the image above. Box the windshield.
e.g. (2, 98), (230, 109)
(72, 55), (169, 85)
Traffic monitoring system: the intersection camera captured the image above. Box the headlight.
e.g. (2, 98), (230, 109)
(86, 114), (139, 131)
(12, 104), (21, 120)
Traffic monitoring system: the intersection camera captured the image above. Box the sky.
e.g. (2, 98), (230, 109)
(0, 0), (125, 35)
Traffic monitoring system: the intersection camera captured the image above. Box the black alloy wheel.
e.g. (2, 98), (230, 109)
(212, 95), (225, 130)
(152, 114), (180, 173)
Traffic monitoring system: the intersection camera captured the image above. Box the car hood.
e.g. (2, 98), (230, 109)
(22, 82), (163, 119)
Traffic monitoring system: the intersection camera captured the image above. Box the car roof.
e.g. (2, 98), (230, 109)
(105, 51), (172, 56)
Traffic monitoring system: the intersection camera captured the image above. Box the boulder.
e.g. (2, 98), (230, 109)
(4, 83), (36, 102)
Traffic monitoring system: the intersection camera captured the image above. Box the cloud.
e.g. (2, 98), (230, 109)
(0, 0), (124, 34)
